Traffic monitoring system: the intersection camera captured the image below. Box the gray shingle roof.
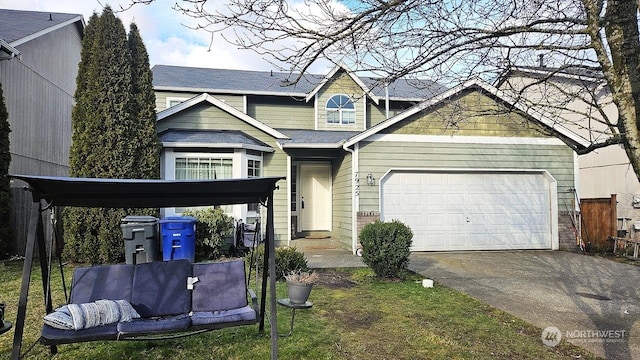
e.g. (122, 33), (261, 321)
(159, 129), (272, 150)
(0, 9), (82, 45)
(276, 129), (360, 148)
(152, 65), (445, 101)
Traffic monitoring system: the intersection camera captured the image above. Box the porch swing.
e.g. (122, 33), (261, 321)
(9, 174), (284, 360)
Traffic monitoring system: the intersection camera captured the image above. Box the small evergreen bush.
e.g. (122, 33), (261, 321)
(255, 245), (308, 280)
(359, 220), (413, 278)
(183, 208), (234, 261)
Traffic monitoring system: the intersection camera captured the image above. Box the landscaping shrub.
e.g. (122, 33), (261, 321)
(254, 245), (308, 280)
(183, 208), (234, 261)
(359, 220), (413, 278)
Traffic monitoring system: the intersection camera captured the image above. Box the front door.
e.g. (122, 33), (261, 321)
(299, 163), (331, 231)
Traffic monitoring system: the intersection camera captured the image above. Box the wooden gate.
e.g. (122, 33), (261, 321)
(581, 195), (617, 251)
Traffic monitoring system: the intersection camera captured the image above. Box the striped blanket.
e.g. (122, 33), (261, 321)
(44, 299), (140, 331)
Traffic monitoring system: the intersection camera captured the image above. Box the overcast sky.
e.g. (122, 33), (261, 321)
(0, 0), (331, 73)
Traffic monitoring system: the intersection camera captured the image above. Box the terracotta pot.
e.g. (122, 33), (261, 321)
(286, 281), (313, 304)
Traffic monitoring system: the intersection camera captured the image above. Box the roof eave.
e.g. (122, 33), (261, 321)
(280, 143), (344, 149)
(10, 15), (84, 47)
(162, 141), (274, 153)
(154, 86), (307, 98)
(0, 38), (20, 60)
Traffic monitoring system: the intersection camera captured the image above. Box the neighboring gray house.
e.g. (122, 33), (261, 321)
(497, 66), (640, 242)
(153, 64), (587, 253)
(0, 9), (84, 253)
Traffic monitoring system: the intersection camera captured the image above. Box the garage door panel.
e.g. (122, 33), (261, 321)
(426, 233), (447, 250)
(466, 193), (485, 207)
(382, 171), (553, 251)
(446, 193), (465, 206)
(446, 213), (465, 227)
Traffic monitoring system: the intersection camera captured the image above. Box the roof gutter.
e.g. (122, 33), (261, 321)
(162, 141), (274, 153)
(0, 38), (20, 61)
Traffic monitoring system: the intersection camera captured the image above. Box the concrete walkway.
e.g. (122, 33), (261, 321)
(292, 238), (364, 268)
(409, 251), (640, 360)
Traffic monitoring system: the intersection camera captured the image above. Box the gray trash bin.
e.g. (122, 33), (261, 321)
(121, 216), (159, 264)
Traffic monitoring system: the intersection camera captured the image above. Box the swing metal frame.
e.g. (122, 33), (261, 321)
(9, 174), (283, 360)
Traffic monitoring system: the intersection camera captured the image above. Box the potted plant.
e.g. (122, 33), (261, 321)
(284, 270), (319, 304)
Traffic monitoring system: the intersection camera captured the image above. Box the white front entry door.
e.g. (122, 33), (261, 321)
(299, 163), (332, 231)
(381, 170), (553, 251)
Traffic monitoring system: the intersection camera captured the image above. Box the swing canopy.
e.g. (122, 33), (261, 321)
(9, 174), (283, 360)
(12, 175), (283, 208)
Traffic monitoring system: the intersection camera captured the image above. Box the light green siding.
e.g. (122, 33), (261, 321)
(158, 105), (290, 244)
(367, 101), (418, 128)
(384, 90), (549, 137)
(317, 71), (366, 131)
(246, 95), (314, 129)
(331, 153), (353, 249)
(155, 91), (245, 113)
(357, 141), (575, 212)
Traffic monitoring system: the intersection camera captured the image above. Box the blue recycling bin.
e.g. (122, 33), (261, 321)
(160, 216), (197, 262)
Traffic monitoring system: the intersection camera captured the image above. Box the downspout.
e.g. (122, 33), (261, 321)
(385, 83), (389, 119)
(286, 155), (292, 246)
(342, 142), (359, 255)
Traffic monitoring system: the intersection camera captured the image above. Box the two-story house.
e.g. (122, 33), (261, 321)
(152, 63), (588, 254)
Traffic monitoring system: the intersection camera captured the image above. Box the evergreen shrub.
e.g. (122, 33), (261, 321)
(183, 208), (234, 261)
(359, 220), (413, 278)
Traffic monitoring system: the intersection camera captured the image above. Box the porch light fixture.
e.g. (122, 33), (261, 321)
(366, 173), (375, 186)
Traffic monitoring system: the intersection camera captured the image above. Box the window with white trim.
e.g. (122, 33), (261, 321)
(326, 94), (355, 124)
(174, 157), (233, 213)
(166, 97), (189, 109)
(247, 158), (262, 213)
(175, 157), (233, 180)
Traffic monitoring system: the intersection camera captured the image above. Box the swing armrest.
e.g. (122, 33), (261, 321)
(248, 289), (258, 313)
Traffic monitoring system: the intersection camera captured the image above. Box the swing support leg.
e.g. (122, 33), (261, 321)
(11, 201), (56, 359)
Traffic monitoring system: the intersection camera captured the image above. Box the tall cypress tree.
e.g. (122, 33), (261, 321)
(65, 8), (157, 264)
(0, 82), (12, 258)
(128, 23), (160, 179)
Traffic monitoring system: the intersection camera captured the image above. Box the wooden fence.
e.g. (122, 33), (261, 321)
(9, 187), (56, 257)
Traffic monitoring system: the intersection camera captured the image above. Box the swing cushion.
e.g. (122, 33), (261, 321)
(117, 314), (192, 334)
(191, 306), (256, 326)
(41, 323), (119, 343)
(41, 258), (257, 345)
(192, 259), (248, 312)
(130, 260), (192, 317)
(70, 264), (135, 304)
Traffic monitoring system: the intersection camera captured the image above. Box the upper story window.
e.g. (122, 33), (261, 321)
(247, 158), (262, 213)
(326, 94), (355, 125)
(166, 97), (189, 109)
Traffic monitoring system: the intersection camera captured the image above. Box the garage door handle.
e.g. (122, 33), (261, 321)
(466, 217), (470, 223)
(301, 198), (304, 209)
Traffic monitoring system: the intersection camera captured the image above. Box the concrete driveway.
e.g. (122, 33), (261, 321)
(409, 251), (640, 359)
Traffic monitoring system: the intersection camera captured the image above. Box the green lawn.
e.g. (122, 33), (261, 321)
(0, 260), (600, 359)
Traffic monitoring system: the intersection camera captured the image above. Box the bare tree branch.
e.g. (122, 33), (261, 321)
(124, 0), (640, 179)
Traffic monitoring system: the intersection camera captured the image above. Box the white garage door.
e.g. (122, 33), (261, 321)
(381, 171), (552, 251)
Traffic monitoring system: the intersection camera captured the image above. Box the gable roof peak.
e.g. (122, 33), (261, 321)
(157, 93), (289, 140)
(344, 78), (589, 150)
(304, 62), (380, 104)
